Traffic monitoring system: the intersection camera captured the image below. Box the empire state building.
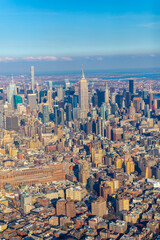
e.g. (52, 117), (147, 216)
(79, 67), (89, 120)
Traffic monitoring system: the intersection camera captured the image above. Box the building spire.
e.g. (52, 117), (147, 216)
(82, 65), (85, 79)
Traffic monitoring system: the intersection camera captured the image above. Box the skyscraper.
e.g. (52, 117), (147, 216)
(31, 66), (35, 93)
(129, 79), (134, 94)
(79, 67), (89, 120)
(57, 86), (64, 101)
(0, 101), (4, 128)
(66, 103), (72, 122)
(105, 82), (109, 103)
(7, 76), (17, 108)
(42, 103), (49, 124)
(27, 94), (37, 110)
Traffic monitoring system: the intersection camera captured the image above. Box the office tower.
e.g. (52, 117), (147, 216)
(48, 81), (53, 90)
(0, 102), (3, 128)
(148, 91), (153, 110)
(79, 67), (89, 120)
(56, 199), (66, 216)
(27, 94), (37, 110)
(125, 92), (131, 108)
(6, 116), (19, 131)
(115, 94), (123, 109)
(106, 124), (112, 140)
(97, 89), (105, 107)
(54, 105), (59, 125)
(64, 79), (70, 89)
(47, 90), (53, 111)
(7, 76), (17, 108)
(91, 197), (108, 217)
(129, 79), (134, 94)
(97, 118), (103, 136)
(143, 90), (148, 103)
(100, 103), (107, 120)
(105, 82), (109, 103)
(110, 92), (116, 104)
(133, 97), (141, 112)
(42, 103), (49, 124)
(92, 93), (98, 107)
(66, 103), (72, 122)
(85, 120), (92, 134)
(91, 142), (103, 167)
(57, 86), (64, 101)
(144, 104), (149, 117)
(66, 199), (76, 218)
(73, 94), (78, 108)
(13, 95), (22, 109)
(31, 66), (35, 93)
(79, 160), (90, 186)
(59, 108), (64, 126)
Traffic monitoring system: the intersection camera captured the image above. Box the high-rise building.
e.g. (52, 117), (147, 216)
(115, 94), (123, 109)
(125, 92), (131, 108)
(79, 160), (90, 186)
(42, 103), (49, 124)
(48, 81), (53, 90)
(66, 198), (76, 218)
(56, 199), (66, 216)
(27, 94), (37, 110)
(31, 66), (35, 93)
(66, 103), (72, 122)
(73, 94), (78, 108)
(100, 103), (107, 120)
(54, 105), (59, 125)
(91, 197), (108, 217)
(59, 108), (64, 126)
(7, 76), (17, 108)
(148, 87), (153, 110)
(57, 86), (64, 101)
(47, 90), (53, 111)
(129, 79), (134, 94)
(64, 79), (70, 89)
(13, 95), (22, 109)
(105, 82), (109, 103)
(0, 102), (4, 128)
(116, 197), (129, 212)
(79, 67), (89, 120)
(6, 116), (19, 131)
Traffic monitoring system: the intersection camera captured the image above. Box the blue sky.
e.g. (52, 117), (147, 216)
(0, 0), (160, 72)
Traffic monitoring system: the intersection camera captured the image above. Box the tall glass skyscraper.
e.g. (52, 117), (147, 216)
(129, 79), (134, 94)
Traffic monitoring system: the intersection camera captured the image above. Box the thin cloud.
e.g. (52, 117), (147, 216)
(22, 56), (58, 61)
(61, 57), (72, 61)
(0, 56), (75, 62)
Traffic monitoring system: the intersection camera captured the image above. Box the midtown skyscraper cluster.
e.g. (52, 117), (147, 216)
(0, 67), (159, 239)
